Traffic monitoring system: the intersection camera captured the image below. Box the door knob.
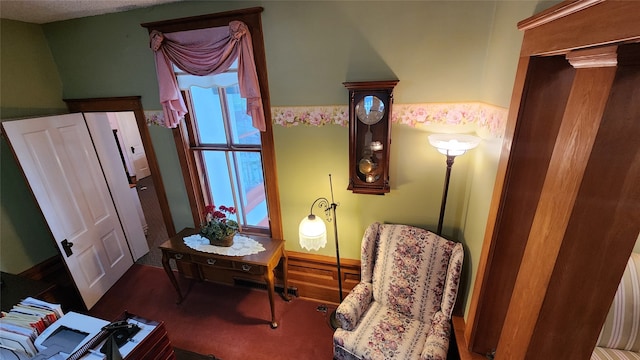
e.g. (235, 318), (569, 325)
(61, 239), (74, 257)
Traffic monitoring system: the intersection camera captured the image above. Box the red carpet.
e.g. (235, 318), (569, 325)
(88, 264), (335, 359)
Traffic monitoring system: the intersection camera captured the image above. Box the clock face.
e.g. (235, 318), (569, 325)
(355, 95), (385, 125)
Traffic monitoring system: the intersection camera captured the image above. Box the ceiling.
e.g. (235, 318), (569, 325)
(0, 0), (182, 24)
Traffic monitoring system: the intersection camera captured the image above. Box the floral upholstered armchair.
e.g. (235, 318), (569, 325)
(333, 223), (464, 360)
(591, 252), (640, 360)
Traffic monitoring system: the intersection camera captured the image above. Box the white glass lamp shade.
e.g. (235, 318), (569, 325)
(428, 134), (481, 156)
(299, 215), (327, 251)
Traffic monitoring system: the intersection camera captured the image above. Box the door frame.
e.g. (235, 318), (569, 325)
(65, 96), (176, 236)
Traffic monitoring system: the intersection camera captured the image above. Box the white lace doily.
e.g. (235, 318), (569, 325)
(183, 234), (266, 256)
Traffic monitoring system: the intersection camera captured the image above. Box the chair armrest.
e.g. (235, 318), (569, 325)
(335, 282), (372, 331)
(420, 311), (451, 360)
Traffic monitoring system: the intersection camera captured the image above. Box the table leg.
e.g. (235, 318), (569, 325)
(161, 251), (183, 304)
(265, 269), (278, 329)
(281, 251), (291, 302)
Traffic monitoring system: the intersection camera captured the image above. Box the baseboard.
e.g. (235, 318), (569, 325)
(16, 255), (85, 312)
(452, 316), (487, 360)
(286, 251), (361, 304)
(18, 255), (65, 282)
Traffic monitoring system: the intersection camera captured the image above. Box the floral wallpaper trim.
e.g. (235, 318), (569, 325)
(272, 102), (507, 139)
(144, 110), (165, 126)
(394, 102), (508, 139)
(146, 102), (508, 138)
(272, 105), (349, 127)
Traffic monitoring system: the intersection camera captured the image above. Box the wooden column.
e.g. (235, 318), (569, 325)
(464, 1), (640, 358)
(496, 47), (623, 359)
(464, 54), (576, 355)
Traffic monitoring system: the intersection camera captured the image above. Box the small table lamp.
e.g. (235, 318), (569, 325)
(428, 134), (481, 235)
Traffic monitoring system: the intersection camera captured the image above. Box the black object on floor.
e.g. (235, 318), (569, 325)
(174, 347), (221, 360)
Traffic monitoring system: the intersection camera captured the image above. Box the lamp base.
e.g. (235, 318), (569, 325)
(330, 309), (341, 330)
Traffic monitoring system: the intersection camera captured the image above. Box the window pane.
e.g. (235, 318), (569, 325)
(235, 151), (267, 227)
(201, 150), (267, 229)
(225, 84), (261, 145)
(191, 86), (226, 144)
(202, 151), (236, 215)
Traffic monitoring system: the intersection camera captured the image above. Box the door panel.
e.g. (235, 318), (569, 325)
(84, 112), (149, 261)
(103, 229), (128, 264)
(2, 113), (133, 309)
(116, 112), (150, 179)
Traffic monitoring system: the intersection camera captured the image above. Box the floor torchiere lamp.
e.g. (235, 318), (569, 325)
(298, 174), (343, 330)
(428, 134), (481, 236)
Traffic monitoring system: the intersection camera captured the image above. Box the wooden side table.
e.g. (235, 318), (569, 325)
(158, 228), (290, 329)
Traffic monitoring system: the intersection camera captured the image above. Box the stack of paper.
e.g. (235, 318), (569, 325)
(0, 297), (64, 357)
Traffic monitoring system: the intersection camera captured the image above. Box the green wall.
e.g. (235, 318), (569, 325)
(36, 0), (512, 250)
(462, 0), (541, 315)
(1, 1), (561, 317)
(0, 19), (68, 273)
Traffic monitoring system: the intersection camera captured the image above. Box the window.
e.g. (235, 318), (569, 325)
(142, 7), (282, 238)
(179, 62), (269, 233)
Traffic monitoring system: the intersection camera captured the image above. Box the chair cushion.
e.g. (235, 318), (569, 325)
(591, 347), (640, 360)
(372, 224), (458, 323)
(334, 301), (430, 360)
(596, 253), (640, 352)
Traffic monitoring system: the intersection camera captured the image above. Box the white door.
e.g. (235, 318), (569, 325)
(116, 112), (151, 179)
(84, 112), (149, 260)
(2, 114), (134, 309)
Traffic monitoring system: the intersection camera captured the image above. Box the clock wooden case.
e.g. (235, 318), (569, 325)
(344, 80), (398, 194)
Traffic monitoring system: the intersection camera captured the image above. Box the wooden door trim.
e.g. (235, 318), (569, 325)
(65, 96), (176, 236)
(464, 1), (640, 357)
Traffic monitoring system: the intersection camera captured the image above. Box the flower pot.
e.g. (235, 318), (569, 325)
(204, 232), (235, 247)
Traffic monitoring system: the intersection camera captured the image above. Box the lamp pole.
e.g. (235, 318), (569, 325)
(328, 175), (343, 304)
(437, 155), (456, 236)
(317, 175), (343, 329)
(429, 133), (481, 236)
(299, 174), (343, 329)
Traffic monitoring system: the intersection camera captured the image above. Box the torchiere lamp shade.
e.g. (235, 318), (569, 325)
(428, 133), (481, 156)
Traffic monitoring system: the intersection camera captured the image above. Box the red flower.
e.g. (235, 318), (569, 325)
(219, 205), (236, 214)
(203, 205), (216, 216)
(203, 204), (236, 220)
(212, 210), (226, 219)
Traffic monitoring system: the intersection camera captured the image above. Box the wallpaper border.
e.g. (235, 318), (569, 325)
(145, 102), (508, 139)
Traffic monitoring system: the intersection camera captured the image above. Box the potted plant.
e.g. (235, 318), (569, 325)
(200, 205), (239, 247)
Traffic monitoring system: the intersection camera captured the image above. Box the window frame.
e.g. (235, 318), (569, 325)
(183, 86), (268, 235)
(141, 7), (283, 239)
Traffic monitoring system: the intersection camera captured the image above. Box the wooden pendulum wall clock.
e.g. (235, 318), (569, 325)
(344, 80), (398, 194)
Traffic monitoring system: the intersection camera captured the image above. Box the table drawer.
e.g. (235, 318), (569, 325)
(191, 254), (233, 269)
(232, 262), (265, 275)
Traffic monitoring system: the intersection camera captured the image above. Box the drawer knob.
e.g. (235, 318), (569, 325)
(174, 254), (183, 260)
(241, 264), (252, 272)
(207, 259), (216, 265)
